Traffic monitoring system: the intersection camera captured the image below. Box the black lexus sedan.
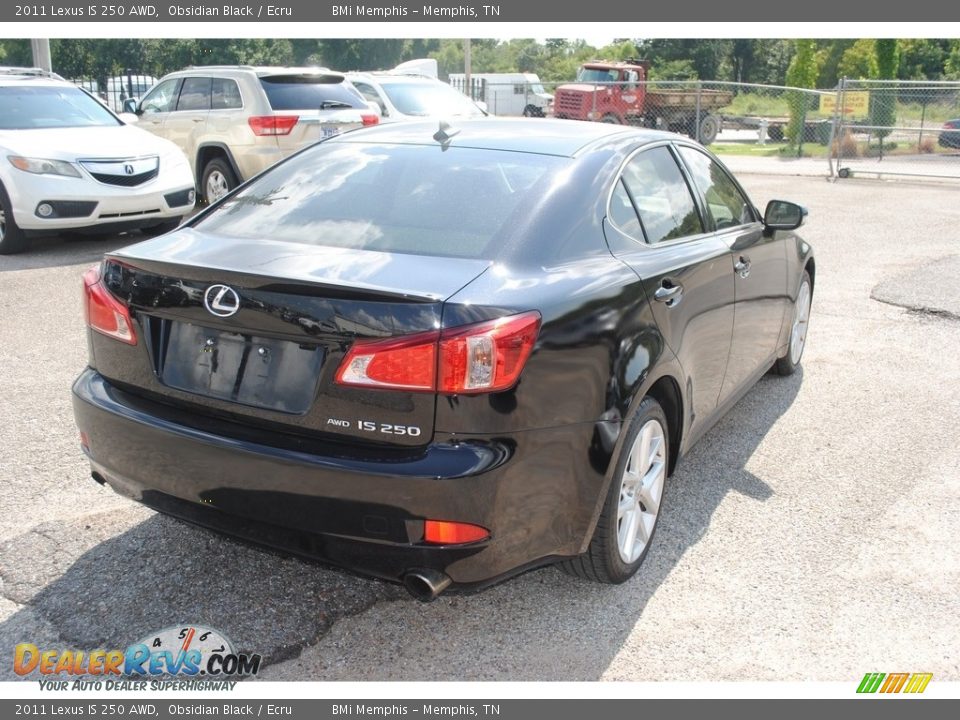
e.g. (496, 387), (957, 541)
(73, 119), (813, 600)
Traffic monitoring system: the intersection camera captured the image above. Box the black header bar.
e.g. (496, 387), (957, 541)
(3, 1), (959, 23)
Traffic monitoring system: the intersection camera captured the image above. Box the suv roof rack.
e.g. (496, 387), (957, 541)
(0, 66), (65, 80)
(184, 64), (335, 73)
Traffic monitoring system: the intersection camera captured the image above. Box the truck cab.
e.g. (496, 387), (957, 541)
(554, 61), (649, 124)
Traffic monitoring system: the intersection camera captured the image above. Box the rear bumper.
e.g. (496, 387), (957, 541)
(72, 369), (611, 588)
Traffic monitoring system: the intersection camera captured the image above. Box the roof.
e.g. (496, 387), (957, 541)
(175, 65), (340, 78)
(346, 72), (443, 84)
(0, 67), (67, 84)
(331, 117), (671, 157)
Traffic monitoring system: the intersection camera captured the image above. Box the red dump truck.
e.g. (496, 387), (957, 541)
(553, 60), (732, 145)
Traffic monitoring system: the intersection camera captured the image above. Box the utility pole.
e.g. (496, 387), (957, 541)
(463, 39), (472, 99)
(30, 39), (52, 71)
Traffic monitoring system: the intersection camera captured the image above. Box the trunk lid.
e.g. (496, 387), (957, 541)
(94, 230), (491, 446)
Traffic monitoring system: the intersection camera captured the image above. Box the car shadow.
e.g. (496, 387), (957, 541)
(0, 233), (139, 272)
(0, 369), (801, 681)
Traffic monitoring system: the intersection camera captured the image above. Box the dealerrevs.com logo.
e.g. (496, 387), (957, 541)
(14, 625), (261, 689)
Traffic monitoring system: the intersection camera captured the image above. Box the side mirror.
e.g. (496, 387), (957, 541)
(764, 200), (807, 231)
(122, 97), (140, 114)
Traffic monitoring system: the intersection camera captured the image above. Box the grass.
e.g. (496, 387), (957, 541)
(720, 93), (791, 118)
(711, 142), (831, 158)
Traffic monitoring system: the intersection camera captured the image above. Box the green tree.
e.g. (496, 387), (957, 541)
(871, 39), (899, 143)
(838, 39), (878, 79)
(784, 40), (820, 145)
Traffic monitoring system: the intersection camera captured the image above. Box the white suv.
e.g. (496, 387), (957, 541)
(130, 66), (380, 203)
(0, 68), (195, 255)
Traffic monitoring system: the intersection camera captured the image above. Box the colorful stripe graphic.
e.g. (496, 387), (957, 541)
(857, 672), (932, 694)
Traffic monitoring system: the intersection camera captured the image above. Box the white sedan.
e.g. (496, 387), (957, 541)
(0, 71), (195, 254)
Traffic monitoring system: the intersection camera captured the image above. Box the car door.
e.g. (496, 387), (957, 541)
(163, 76), (211, 172)
(675, 145), (789, 402)
(604, 143), (737, 439)
(136, 77), (181, 138)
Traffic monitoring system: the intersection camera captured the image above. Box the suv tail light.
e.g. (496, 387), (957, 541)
(335, 311), (541, 395)
(248, 115), (299, 136)
(361, 114), (379, 126)
(83, 265), (136, 345)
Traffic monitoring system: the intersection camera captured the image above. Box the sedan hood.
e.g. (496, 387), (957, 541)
(0, 124), (179, 160)
(111, 227), (493, 302)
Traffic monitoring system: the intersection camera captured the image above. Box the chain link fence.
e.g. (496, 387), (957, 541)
(70, 70), (157, 113)
(452, 75), (960, 182)
(832, 79), (960, 180)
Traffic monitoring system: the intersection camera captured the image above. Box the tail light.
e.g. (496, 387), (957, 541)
(423, 520), (489, 545)
(248, 115), (299, 136)
(335, 311), (541, 395)
(361, 114), (379, 126)
(83, 265), (136, 345)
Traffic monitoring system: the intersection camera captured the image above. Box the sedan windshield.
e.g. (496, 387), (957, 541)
(381, 81), (485, 117)
(195, 142), (566, 259)
(0, 86), (122, 129)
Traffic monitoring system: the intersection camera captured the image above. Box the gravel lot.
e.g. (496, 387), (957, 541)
(1, 172), (958, 682)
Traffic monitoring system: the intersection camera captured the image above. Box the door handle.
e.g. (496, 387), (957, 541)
(735, 256), (751, 279)
(654, 282), (683, 306)
(192, 118), (204, 123)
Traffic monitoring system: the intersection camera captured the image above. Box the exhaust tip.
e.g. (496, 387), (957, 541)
(403, 569), (452, 602)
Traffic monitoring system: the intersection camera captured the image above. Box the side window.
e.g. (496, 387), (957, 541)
(211, 79), (242, 110)
(352, 82), (385, 114)
(620, 146), (704, 244)
(140, 78), (180, 114)
(678, 146), (756, 230)
(608, 180), (644, 242)
(176, 77), (211, 112)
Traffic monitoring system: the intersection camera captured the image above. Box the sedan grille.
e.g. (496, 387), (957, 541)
(80, 157), (160, 187)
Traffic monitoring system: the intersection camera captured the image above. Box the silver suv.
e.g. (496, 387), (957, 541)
(131, 66), (379, 202)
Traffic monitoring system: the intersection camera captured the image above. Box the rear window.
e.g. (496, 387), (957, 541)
(0, 86), (121, 129)
(194, 142), (566, 259)
(380, 81), (484, 117)
(259, 75), (366, 111)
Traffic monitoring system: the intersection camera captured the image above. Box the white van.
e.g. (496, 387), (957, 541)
(448, 72), (552, 117)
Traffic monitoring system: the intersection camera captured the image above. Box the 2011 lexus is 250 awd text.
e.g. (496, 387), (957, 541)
(72, 119), (814, 600)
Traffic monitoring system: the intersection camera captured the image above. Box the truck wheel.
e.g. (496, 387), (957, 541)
(698, 114), (721, 145)
(767, 125), (784, 142)
(601, 114), (621, 124)
(522, 105), (543, 118)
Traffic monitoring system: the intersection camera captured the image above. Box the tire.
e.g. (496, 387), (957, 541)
(201, 158), (238, 204)
(698, 113), (721, 145)
(775, 270), (812, 376)
(601, 114), (621, 124)
(522, 105), (540, 118)
(560, 397), (669, 583)
(140, 217), (183, 237)
(0, 182), (29, 255)
(767, 125), (784, 142)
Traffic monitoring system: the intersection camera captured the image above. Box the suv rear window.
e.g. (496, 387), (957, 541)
(259, 75), (366, 111)
(194, 142), (566, 259)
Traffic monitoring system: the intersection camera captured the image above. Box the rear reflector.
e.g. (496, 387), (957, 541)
(361, 114), (380, 126)
(424, 520), (490, 545)
(334, 311), (541, 395)
(248, 115), (299, 136)
(83, 265), (136, 345)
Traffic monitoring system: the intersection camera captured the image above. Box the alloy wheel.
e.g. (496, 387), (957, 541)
(790, 279), (812, 365)
(617, 418), (666, 564)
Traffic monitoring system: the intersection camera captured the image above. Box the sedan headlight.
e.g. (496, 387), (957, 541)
(8, 156), (82, 178)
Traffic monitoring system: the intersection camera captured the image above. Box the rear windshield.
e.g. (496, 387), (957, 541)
(195, 142), (567, 259)
(259, 75), (366, 111)
(0, 86), (121, 129)
(380, 81), (484, 117)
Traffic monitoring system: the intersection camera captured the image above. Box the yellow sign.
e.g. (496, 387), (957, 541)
(819, 91), (870, 119)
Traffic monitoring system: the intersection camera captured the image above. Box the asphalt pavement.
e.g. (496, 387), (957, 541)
(1, 171), (958, 682)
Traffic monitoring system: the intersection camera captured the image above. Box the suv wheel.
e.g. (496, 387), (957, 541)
(0, 183), (29, 255)
(201, 158), (238, 204)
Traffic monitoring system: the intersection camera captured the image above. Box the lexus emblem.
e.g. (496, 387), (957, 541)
(203, 285), (241, 317)
(124, 164), (135, 175)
